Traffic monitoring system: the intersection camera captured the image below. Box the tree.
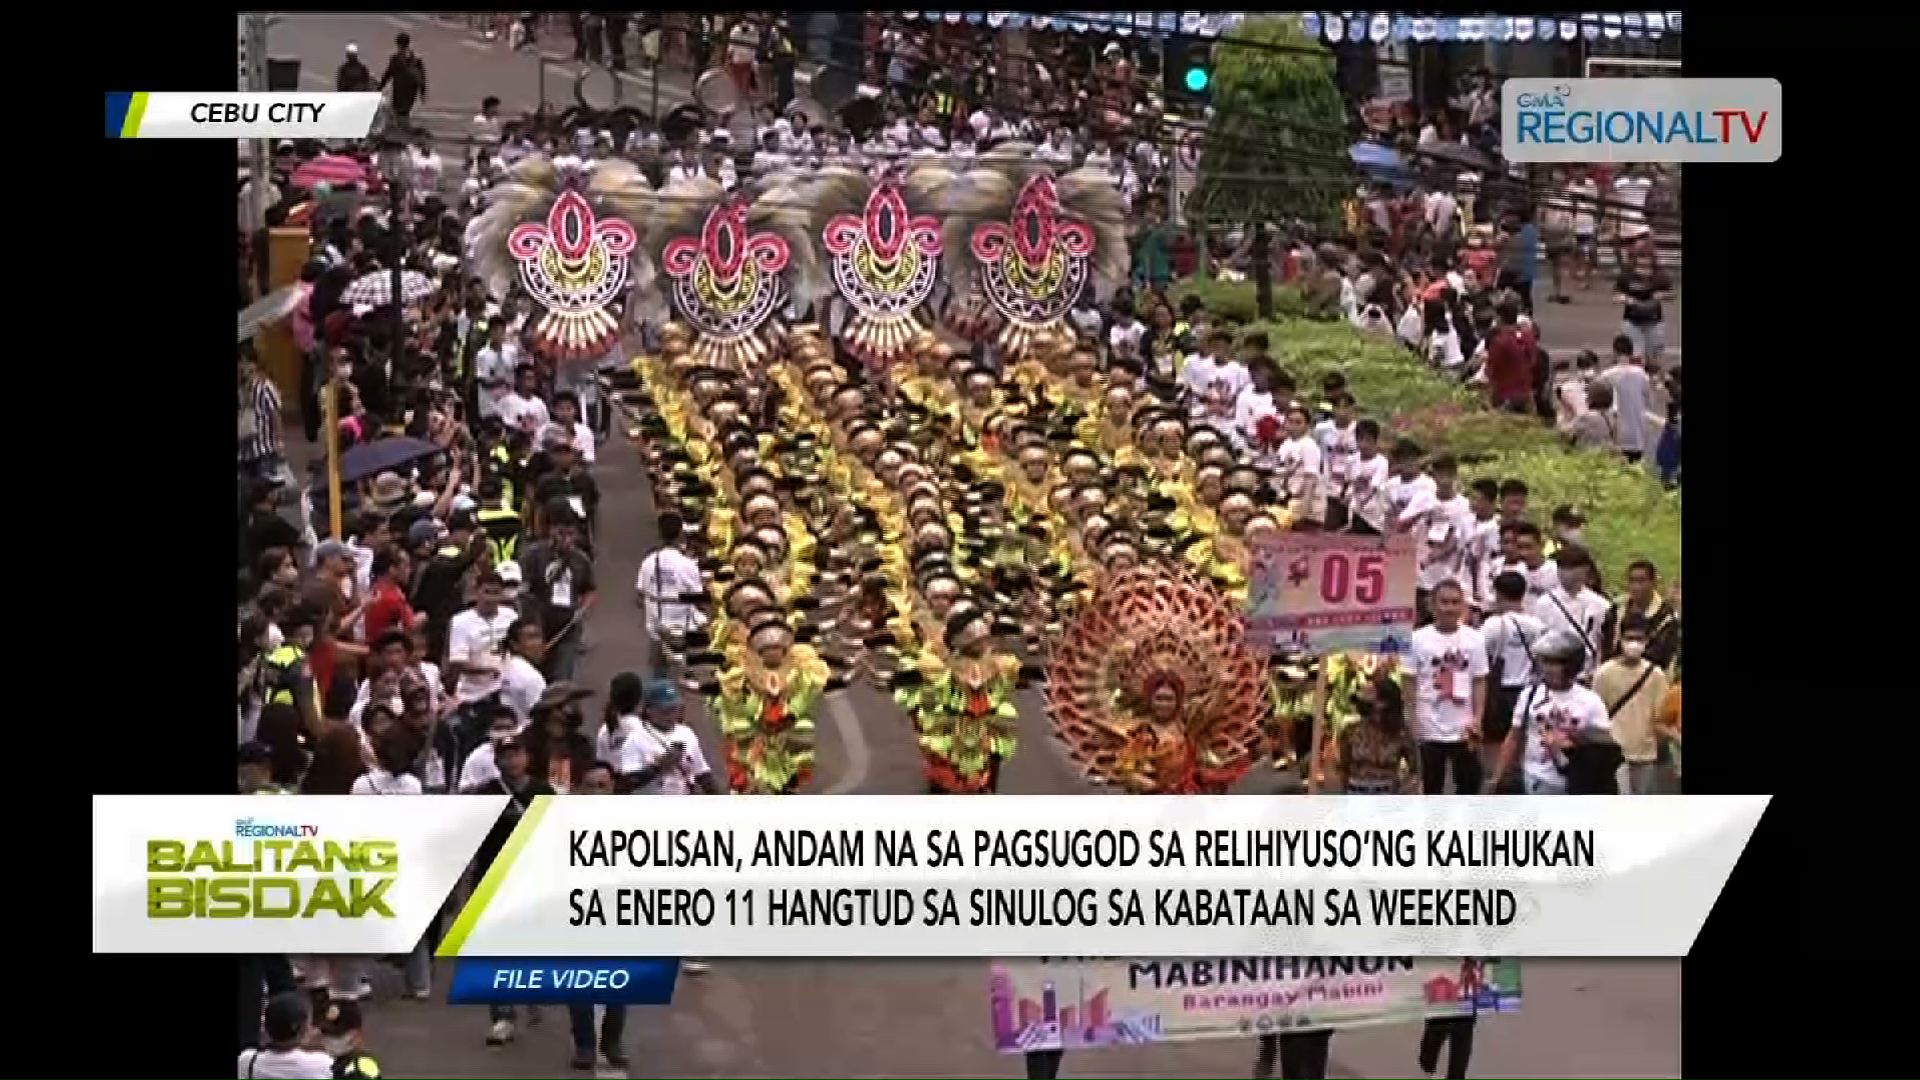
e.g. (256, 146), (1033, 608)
(1190, 17), (1356, 232)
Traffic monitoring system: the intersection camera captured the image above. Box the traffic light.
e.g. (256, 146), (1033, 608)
(1165, 35), (1214, 105)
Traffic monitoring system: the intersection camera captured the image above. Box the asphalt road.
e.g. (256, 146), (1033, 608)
(277, 17), (1682, 1076)
(271, 11), (695, 139)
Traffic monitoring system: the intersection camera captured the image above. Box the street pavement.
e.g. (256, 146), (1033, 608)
(276, 18), (1681, 1076)
(272, 11), (695, 140)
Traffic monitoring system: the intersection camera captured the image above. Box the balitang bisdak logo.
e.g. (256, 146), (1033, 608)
(146, 817), (400, 920)
(1501, 77), (1781, 164)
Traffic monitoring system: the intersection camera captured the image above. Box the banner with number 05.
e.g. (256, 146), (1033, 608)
(1244, 533), (1418, 658)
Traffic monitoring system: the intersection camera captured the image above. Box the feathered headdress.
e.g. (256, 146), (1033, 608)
(464, 156), (654, 363)
(646, 172), (822, 371)
(1044, 564), (1267, 794)
(941, 144), (1127, 358)
(800, 165), (948, 369)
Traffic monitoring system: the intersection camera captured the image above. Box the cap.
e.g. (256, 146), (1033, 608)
(317, 998), (363, 1036)
(494, 560), (523, 585)
(263, 990), (310, 1043)
(406, 519), (443, 549)
(448, 507), (479, 532)
(314, 539), (352, 564)
(643, 678), (681, 710)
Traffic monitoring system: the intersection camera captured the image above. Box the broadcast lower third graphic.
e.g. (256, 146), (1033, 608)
(445, 957), (681, 1006)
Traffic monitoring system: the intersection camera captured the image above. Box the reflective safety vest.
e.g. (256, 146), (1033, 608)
(263, 644), (306, 707)
(477, 507), (522, 564)
(488, 445), (517, 508)
(333, 1051), (382, 1079)
(931, 90), (955, 118)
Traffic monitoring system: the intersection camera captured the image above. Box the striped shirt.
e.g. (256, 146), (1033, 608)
(238, 376), (283, 465)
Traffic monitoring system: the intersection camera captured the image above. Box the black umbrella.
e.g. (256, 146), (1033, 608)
(337, 436), (443, 484)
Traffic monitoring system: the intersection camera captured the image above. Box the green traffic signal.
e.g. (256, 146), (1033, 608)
(1184, 66), (1210, 93)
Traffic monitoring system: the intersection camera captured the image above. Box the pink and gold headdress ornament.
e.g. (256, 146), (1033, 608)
(803, 166), (946, 368)
(648, 174), (819, 371)
(942, 147), (1126, 358)
(465, 156), (654, 363)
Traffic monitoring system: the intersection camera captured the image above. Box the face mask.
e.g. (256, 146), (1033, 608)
(1621, 640), (1646, 661)
(1559, 528), (1583, 544)
(323, 1037), (355, 1058)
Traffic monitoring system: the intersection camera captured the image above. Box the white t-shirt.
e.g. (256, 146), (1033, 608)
(968, 110), (992, 142)
(1405, 490), (1474, 591)
(460, 742), (501, 791)
(1567, 177), (1599, 235)
(1345, 453), (1391, 524)
(1531, 586), (1612, 678)
(1407, 624), (1489, 743)
(1612, 175), (1653, 239)
(346, 540), (376, 593)
(1599, 363), (1652, 454)
(1426, 190), (1459, 237)
(1517, 683), (1612, 792)
(236, 1048), (334, 1079)
(629, 722), (711, 795)
(1395, 304), (1425, 349)
(350, 768), (423, 795)
(637, 546), (709, 637)
(1480, 609), (1547, 688)
(1425, 326), (1465, 370)
(410, 148), (442, 194)
(1383, 472), (1438, 531)
(498, 392), (549, 434)
(1498, 558), (1559, 603)
(1231, 387), (1278, 452)
(1464, 516), (1503, 609)
(596, 714), (651, 777)
(498, 654), (547, 725)
(447, 606), (519, 703)
(1315, 419), (1359, 486)
(1274, 434), (1324, 504)
(1107, 319), (1146, 361)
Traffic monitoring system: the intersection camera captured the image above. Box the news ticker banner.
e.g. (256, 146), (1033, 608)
(93, 795), (1767, 961)
(988, 955), (1521, 1053)
(105, 92), (382, 140)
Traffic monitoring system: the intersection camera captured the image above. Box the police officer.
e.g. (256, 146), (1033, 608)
(925, 67), (958, 127)
(258, 605), (323, 787)
(475, 474), (524, 567)
(319, 999), (382, 1080)
(767, 18), (798, 113)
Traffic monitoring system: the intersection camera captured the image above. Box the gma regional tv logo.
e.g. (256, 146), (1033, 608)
(146, 819), (399, 920)
(1502, 77), (1781, 163)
